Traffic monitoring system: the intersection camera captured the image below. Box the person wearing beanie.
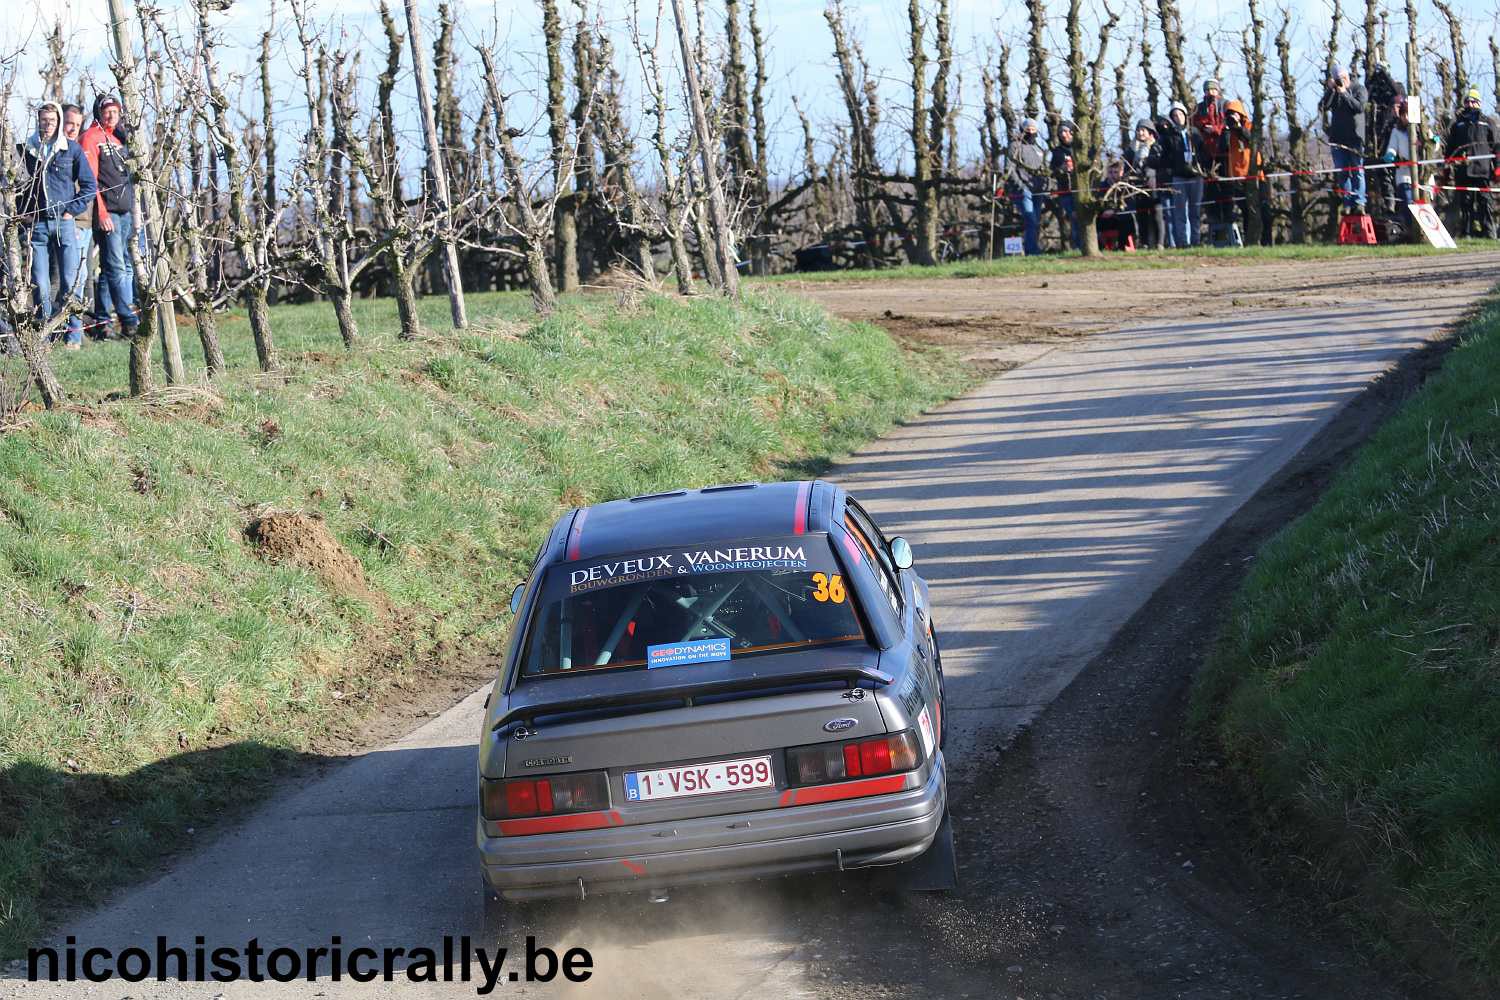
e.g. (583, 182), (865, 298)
(1050, 120), (1083, 251)
(1123, 118), (1167, 248)
(1159, 101), (1204, 247)
(1004, 118), (1052, 255)
(79, 94), (140, 338)
(1318, 64), (1368, 213)
(19, 100), (97, 350)
(1444, 88), (1498, 237)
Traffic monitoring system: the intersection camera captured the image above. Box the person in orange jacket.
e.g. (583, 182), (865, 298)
(78, 94), (139, 338)
(1224, 99), (1270, 244)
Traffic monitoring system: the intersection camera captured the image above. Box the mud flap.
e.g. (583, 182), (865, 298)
(884, 812), (957, 892)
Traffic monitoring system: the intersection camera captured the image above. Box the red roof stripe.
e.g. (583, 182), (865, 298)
(566, 507), (589, 561)
(792, 481), (811, 534)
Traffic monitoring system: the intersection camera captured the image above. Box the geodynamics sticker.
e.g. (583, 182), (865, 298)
(646, 638), (733, 669)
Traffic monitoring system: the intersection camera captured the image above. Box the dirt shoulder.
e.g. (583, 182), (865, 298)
(791, 250), (1500, 375)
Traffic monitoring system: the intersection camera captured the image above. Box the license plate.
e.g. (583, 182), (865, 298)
(624, 755), (774, 802)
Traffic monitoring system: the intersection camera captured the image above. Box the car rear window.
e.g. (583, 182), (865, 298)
(520, 535), (867, 676)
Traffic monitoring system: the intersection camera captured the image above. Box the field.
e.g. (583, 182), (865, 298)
(1195, 294), (1500, 979)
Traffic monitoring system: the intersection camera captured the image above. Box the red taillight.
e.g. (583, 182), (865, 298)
(482, 771), (609, 821)
(787, 730), (923, 786)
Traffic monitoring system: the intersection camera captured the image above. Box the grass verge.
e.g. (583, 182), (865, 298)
(1193, 295), (1500, 985)
(0, 287), (971, 958)
(763, 239), (1495, 284)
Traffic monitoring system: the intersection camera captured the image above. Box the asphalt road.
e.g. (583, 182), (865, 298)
(10, 252), (1499, 999)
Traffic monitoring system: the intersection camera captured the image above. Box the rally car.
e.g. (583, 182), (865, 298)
(477, 480), (951, 907)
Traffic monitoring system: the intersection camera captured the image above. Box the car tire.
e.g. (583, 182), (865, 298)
(480, 887), (507, 942)
(895, 809), (957, 892)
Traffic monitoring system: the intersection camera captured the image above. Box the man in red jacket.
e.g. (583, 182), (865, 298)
(79, 94), (139, 338)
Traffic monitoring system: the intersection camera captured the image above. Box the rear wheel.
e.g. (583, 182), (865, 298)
(888, 810), (957, 892)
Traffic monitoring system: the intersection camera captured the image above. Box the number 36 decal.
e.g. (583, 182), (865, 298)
(811, 573), (846, 603)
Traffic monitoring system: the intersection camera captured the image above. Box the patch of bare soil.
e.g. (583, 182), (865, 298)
(795, 251), (1500, 369)
(245, 510), (375, 601)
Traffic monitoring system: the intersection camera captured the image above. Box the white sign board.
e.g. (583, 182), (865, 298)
(1003, 236), (1025, 256)
(1408, 201), (1457, 249)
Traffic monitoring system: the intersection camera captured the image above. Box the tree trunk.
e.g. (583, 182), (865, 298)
(1276, 13), (1307, 243)
(1139, 0), (1160, 120)
(907, 0), (935, 266)
(13, 331), (66, 409)
(1026, 0), (1058, 127)
(107, 0), (180, 396)
(1065, 0), (1119, 258)
(1156, 0), (1192, 109)
(669, 0), (738, 297)
(1242, 0), (1268, 247)
(404, 0), (468, 329)
(246, 286), (275, 369)
(394, 263), (421, 340)
(541, 0), (579, 293)
(747, 0), (772, 275)
(332, 291), (357, 349)
(128, 324), (154, 397)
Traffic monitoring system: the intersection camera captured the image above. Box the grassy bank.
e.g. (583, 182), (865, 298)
(1194, 296), (1500, 982)
(764, 239), (1494, 284)
(0, 288), (971, 958)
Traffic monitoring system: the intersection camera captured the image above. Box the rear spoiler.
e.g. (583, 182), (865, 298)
(492, 657), (892, 733)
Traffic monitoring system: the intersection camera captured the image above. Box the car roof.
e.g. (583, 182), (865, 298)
(553, 481), (834, 564)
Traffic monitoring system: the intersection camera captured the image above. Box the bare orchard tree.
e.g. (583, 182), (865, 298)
(589, 26), (657, 280)
(669, 0), (739, 296)
(0, 79), (67, 409)
(475, 45), (559, 315)
(191, 0), (278, 371)
(107, 0), (188, 394)
(631, 0), (698, 294)
(1064, 0), (1120, 256)
(542, 0), (580, 293)
(404, 0), (467, 329)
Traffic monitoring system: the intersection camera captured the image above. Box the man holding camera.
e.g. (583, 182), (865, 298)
(1320, 64), (1368, 215)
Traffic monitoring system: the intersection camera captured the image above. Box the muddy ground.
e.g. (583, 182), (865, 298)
(789, 254), (1490, 377)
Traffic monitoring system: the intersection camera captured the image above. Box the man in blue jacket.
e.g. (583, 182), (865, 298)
(20, 101), (97, 350)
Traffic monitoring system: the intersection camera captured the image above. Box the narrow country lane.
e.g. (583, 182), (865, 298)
(10, 252), (1498, 1000)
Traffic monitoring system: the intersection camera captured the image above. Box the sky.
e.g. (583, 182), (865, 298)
(2, 0), (1498, 176)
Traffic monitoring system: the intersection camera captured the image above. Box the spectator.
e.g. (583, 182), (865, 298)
(19, 100), (96, 351)
(1192, 80), (1227, 174)
(1004, 118), (1051, 256)
(1095, 160), (1137, 250)
(1050, 120), (1082, 251)
(80, 93), (140, 339)
(1160, 101), (1204, 247)
(59, 104), (98, 338)
(1443, 88), (1498, 238)
(1366, 64), (1403, 213)
(1382, 97), (1420, 213)
(1123, 119), (1165, 248)
(1320, 64), (1368, 214)
(1223, 99), (1260, 246)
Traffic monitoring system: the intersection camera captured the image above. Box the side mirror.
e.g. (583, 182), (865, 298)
(889, 536), (914, 570)
(509, 583), (525, 615)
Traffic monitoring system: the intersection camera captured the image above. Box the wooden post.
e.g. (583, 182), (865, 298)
(1406, 0), (1422, 199)
(403, 0), (468, 329)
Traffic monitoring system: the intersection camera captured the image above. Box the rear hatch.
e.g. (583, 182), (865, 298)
(501, 534), (888, 822)
(503, 652), (889, 823)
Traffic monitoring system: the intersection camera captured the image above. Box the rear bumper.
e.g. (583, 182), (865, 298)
(478, 754), (946, 900)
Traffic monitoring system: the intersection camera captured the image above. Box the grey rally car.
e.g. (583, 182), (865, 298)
(477, 480), (950, 905)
